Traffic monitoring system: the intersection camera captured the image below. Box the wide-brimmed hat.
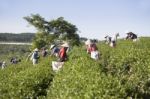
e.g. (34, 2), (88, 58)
(61, 43), (69, 47)
(85, 39), (91, 45)
(34, 48), (38, 52)
(50, 44), (55, 49)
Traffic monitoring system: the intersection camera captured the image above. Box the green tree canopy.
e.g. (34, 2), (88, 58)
(24, 14), (80, 48)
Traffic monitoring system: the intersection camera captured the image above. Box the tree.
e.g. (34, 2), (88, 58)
(24, 14), (80, 48)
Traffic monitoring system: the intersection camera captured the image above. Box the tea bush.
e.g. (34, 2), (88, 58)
(0, 37), (150, 99)
(0, 57), (54, 98)
(47, 37), (150, 99)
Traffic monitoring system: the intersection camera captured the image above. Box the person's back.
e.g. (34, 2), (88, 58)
(131, 33), (137, 39)
(126, 35), (130, 39)
(105, 36), (111, 44)
(10, 57), (17, 64)
(13, 58), (17, 64)
(33, 51), (39, 59)
(31, 48), (39, 65)
(59, 47), (68, 62)
(53, 47), (60, 54)
(42, 49), (47, 57)
(2, 61), (6, 69)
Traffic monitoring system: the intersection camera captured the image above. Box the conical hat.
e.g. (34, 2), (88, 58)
(85, 39), (91, 45)
(34, 48), (38, 51)
(50, 44), (55, 49)
(61, 43), (69, 47)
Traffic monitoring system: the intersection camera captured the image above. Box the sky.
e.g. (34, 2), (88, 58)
(0, 0), (150, 40)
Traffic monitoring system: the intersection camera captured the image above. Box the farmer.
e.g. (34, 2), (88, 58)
(50, 44), (60, 57)
(10, 57), (17, 64)
(10, 57), (21, 64)
(105, 35), (111, 44)
(51, 42), (69, 71)
(90, 41), (100, 60)
(30, 48), (39, 65)
(110, 33), (119, 47)
(58, 43), (69, 62)
(41, 47), (48, 57)
(1, 61), (6, 69)
(126, 32), (137, 42)
(85, 40), (100, 60)
(85, 39), (92, 54)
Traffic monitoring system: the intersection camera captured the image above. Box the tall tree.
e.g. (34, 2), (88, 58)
(24, 14), (80, 48)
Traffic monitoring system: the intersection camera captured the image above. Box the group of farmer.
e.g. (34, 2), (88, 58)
(0, 57), (21, 69)
(28, 42), (69, 71)
(1, 31), (137, 70)
(28, 39), (100, 71)
(105, 31), (138, 47)
(19, 31), (139, 70)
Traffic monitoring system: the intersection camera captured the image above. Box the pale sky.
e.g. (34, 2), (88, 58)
(0, 0), (150, 40)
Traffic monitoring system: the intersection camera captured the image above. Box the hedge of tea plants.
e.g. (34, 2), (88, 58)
(0, 57), (54, 99)
(47, 37), (150, 99)
(0, 37), (150, 99)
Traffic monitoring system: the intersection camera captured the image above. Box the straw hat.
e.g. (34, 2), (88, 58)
(85, 39), (91, 45)
(50, 44), (55, 49)
(34, 48), (38, 52)
(61, 43), (69, 47)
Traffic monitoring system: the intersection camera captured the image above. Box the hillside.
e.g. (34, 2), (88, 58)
(0, 37), (150, 99)
(0, 33), (35, 42)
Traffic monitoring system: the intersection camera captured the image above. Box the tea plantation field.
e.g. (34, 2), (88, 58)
(0, 37), (150, 99)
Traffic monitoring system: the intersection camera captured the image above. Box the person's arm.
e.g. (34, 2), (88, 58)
(26, 52), (33, 61)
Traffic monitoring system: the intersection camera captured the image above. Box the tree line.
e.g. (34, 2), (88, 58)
(0, 33), (35, 42)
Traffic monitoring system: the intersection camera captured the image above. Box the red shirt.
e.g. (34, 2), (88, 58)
(59, 47), (67, 59)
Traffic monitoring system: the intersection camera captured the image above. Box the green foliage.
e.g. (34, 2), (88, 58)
(0, 57), (54, 99)
(0, 37), (150, 99)
(0, 44), (31, 62)
(24, 14), (80, 48)
(47, 37), (150, 99)
(32, 32), (57, 49)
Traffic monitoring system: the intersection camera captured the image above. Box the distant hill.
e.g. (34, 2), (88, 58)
(0, 33), (35, 42)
